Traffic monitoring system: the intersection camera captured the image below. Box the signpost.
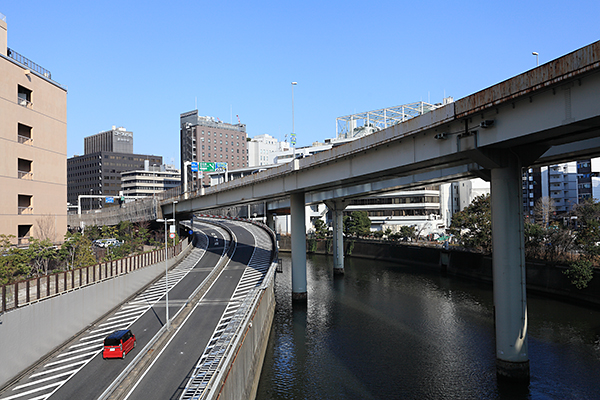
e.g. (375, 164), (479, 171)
(105, 197), (114, 204)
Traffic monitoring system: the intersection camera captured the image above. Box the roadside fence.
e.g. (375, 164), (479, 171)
(1, 241), (184, 313)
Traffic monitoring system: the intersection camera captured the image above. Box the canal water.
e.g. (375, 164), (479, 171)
(255, 254), (600, 400)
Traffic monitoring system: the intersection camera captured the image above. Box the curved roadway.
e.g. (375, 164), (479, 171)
(0, 218), (275, 400)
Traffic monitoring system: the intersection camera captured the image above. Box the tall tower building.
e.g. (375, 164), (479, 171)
(0, 14), (68, 245)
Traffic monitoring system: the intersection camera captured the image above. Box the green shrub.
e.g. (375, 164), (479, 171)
(563, 260), (594, 289)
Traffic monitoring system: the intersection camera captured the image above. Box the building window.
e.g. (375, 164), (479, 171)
(18, 158), (33, 180)
(18, 194), (33, 214)
(17, 85), (33, 108)
(18, 225), (32, 246)
(17, 123), (33, 145)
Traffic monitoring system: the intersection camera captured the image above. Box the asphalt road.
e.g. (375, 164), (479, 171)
(122, 220), (256, 400)
(0, 222), (228, 400)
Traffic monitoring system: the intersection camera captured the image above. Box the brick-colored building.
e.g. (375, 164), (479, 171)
(180, 110), (248, 188)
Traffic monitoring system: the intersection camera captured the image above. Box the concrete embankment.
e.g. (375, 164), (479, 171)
(278, 236), (600, 307)
(215, 269), (276, 400)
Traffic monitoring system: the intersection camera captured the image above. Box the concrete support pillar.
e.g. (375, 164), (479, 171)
(326, 200), (347, 275)
(490, 155), (529, 381)
(290, 192), (307, 301)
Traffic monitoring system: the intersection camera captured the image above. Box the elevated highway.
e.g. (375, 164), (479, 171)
(165, 40), (600, 381)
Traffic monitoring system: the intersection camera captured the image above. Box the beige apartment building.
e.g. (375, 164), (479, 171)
(0, 15), (67, 246)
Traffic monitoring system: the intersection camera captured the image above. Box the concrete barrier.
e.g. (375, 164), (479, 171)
(0, 239), (192, 388)
(211, 268), (276, 400)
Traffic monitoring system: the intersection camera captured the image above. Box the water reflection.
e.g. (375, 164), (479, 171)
(256, 254), (600, 400)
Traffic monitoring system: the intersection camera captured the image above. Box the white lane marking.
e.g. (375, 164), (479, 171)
(67, 338), (104, 350)
(13, 371), (75, 391)
(30, 361), (86, 378)
(46, 351), (100, 366)
(1, 383), (62, 400)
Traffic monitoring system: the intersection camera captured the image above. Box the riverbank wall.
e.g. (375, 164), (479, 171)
(278, 236), (600, 307)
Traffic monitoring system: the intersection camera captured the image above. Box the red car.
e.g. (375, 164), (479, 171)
(103, 329), (136, 359)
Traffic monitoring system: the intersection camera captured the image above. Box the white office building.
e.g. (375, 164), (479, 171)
(247, 134), (288, 167)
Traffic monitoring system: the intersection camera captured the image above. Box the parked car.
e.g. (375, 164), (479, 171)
(103, 329), (136, 359)
(93, 238), (120, 248)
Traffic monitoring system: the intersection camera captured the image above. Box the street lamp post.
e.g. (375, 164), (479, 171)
(532, 52), (539, 66)
(291, 81), (297, 159)
(157, 218), (175, 330)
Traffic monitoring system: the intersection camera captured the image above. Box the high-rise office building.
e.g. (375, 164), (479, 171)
(84, 126), (133, 154)
(67, 128), (162, 210)
(180, 110), (248, 188)
(0, 15), (68, 245)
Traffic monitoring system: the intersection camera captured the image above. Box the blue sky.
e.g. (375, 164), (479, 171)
(2, 1), (599, 166)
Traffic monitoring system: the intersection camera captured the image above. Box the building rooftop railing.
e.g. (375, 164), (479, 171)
(7, 47), (52, 79)
(1, 13), (6, 22)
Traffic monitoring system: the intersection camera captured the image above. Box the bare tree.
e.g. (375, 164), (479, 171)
(533, 197), (555, 227)
(35, 214), (56, 243)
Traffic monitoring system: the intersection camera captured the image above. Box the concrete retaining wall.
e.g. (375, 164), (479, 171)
(216, 271), (276, 400)
(279, 236), (600, 306)
(0, 240), (191, 388)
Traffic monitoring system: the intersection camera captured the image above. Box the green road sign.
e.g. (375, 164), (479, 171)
(199, 162), (215, 171)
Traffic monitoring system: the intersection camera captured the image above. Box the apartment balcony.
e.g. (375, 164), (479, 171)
(18, 135), (33, 145)
(17, 96), (33, 108)
(552, 198), (566, 207)
(18, 206), (33, 215)
(18, 170), (33, 180)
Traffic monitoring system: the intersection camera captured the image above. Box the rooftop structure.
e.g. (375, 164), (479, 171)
(336, 99), (452, 139)
(84, 126), (133, 154)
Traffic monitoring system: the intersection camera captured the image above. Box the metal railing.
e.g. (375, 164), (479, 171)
(7, 48), (52, 79)
(18, 135), (33, 145)
(18, 206), (33, 215)
(18, 170), (33, 180)
(1, 241), (184, 313)
(17, 96), (33, 108)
